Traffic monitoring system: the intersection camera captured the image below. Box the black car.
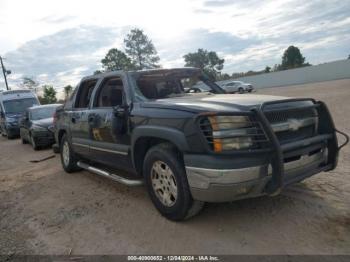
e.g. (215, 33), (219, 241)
(20, 104), (61, 150)
(54, 68), (347, 221)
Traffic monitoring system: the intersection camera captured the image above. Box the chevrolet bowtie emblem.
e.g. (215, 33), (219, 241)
(288, 118), (302, 131)
(271, 117), (316, 133)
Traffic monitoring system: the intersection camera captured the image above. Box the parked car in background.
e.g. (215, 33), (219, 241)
(20, 104), (61, 150)
(221, 81), (254, 93)
(0, 90), (40, 139)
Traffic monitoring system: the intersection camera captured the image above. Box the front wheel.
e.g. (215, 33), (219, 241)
(238, 87), (244, 94)
(143, 143), (204, 221)
(21, 136), (28, 144)
(30, 134), (39, 150)
(60, 134), (81, 173)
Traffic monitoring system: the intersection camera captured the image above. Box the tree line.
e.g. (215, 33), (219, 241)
(20, 27), (311, 104)
(20, 76), (73, 104)
(96, 28), (310, 81)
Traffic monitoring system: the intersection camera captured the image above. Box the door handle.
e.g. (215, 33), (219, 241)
(88, 115), (97, 126)
(88, 116), (95, 123)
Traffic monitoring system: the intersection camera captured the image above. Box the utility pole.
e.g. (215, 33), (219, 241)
(0, 56), (10, 90)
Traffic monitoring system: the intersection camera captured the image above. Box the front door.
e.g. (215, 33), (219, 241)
(70, 79), (98, 157)
(88, 76), (132, 171)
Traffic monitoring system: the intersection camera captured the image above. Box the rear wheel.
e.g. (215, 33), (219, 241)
(238, 87), (244, 94)
(143, 143), (204, 221)
(60, 134), (81, 173)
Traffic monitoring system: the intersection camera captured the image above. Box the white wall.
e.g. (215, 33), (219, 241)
(221, 59), (350, 89)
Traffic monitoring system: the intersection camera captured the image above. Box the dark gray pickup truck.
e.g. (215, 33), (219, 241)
(54, 67), (347, 220)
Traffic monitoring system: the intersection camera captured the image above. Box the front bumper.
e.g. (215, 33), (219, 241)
(186, 148), (328, 202)
(186, 99), (342, 202)
(32, 131), (55, 146)
(6, 126), (20, 136)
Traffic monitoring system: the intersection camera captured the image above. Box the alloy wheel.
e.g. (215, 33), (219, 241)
(151, 160), (178, 207)
(62, 141), (70, 167)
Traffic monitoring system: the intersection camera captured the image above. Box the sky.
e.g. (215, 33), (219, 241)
(0, 0), (349, 93)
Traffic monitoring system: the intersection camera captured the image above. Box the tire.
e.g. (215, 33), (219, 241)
(143, 143), (204, 221)
(238, 87), (244, 94)
(60, 134), (81, 173)
(30, 134), (39, 150)
(21, 136), (28, 144)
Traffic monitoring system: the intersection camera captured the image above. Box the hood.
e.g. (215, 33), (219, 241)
(32, 117), (53, 127)
(141, 93), (289, 112)
(5, 112), (23, 119)
(5, 113), (23, 125)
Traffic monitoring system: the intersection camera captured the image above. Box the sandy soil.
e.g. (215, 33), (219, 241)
(0, 79), (349, 255)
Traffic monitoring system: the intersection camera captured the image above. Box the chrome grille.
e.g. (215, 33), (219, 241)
(264, 107), (318, 144)
(265, 108), (316, 123)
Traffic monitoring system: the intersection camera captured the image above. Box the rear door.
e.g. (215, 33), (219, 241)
(87, 75), (133, 170)
(70, 78), (98, 157)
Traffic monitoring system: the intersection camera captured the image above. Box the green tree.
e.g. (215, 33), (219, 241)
(93, 70), (103, 75)
(42, 85), (57, 104)
(183, 48), (224, 81)
(264, 66), (271, 73)
(281, 46), (306, 70)
(63, 85), (73, 99)
(101, 48), (135, 71)
(124, 28), (160, 69)
(21, 76), (39, 92)
(217, 73), (231, 81)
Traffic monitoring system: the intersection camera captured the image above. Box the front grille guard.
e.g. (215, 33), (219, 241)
(256, 98), (347, 195)
(195, 98), (349, 195)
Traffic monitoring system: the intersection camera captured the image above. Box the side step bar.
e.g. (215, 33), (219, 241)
(77, 161), (143, 186)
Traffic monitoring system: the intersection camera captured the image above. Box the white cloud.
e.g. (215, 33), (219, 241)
(0, 0), (349, 89)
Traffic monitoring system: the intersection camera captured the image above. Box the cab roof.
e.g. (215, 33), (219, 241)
(82, 67), (200, 81)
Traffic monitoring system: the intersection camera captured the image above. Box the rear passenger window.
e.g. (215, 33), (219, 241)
(75, 80), (97, 108)
(94, 77), (124, 107)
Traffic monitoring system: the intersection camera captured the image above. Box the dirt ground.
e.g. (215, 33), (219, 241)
(0, 79), (349, 255)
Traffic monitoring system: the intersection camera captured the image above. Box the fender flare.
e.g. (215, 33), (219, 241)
(131, 125), (190, 168)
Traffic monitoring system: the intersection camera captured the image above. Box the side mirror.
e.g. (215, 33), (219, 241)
(112, 105), (128, 135)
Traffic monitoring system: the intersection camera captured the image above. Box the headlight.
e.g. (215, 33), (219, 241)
(207, 115), (254, 152)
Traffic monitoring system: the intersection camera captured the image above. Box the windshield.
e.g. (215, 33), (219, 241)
(30, 106), (57, 120)
(131, 70), (224, 101)
(3, 98), (39, 114)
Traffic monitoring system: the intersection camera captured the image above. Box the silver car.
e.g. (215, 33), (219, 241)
(221, 81), (254, 93)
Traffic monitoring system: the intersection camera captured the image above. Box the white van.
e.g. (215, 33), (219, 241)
(0, 90), (40, 139)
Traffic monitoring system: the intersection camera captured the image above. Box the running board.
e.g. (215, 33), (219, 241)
(77, 161), (143, 186)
